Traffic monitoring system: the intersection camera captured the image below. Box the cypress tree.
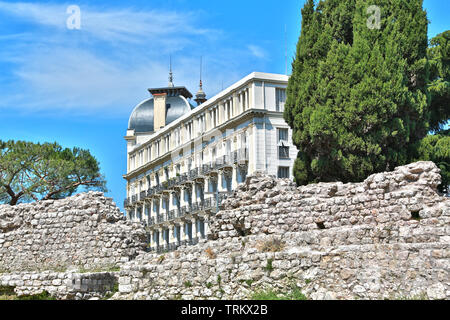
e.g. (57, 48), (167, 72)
(285, 0), (444, 185)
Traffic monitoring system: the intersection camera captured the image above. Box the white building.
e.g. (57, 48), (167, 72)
(124, 72), (297, 252)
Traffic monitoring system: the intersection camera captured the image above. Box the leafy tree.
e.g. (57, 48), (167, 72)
(413, 130), (450, 194)
(0, 140), (107, 205)
(285, 0), (449, 189)
(427, 31), (450, 132)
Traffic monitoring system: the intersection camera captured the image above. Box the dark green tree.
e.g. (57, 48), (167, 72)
(0, 140), (107, 205)
(285, 0), (449, 189)
(427, 31), (450, 132)
(414, 130), (450, 194)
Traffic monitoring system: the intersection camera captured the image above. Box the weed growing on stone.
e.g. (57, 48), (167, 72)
(16, 290), (56, 300)
(102, 283), (119, 300)
(265, 258), (274, 272)
(251, 285), (307, 300)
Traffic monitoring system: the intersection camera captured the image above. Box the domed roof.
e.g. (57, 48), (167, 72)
(128, 95), (194, 133)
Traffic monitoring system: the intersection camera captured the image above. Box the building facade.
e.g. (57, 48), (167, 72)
(124, 72), (297, 252)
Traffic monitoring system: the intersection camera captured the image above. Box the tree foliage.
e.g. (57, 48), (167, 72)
(413, 130), (450, 194)
(0, 140), (107, 205)
(285, 0), (449, 190)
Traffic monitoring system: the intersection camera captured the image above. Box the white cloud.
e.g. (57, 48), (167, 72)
(247, 44), (267, 59)
(0, 2), (264, 116)
(0, 1), (218, 43)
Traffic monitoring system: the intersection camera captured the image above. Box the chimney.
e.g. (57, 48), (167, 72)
(153, 93), (167, 131)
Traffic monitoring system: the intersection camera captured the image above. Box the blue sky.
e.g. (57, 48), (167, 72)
(0, 0), (448, 210)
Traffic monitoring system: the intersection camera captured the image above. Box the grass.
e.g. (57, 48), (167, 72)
(183, 281), (192, 288)
(102, 283), (119, 300)
(265, 259), (274, 272)
(16, 291), (56, 300)
(251, 286), (307, 300)
(0, 290), (57, 301)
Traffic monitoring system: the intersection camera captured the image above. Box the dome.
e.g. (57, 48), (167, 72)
(128, 95), (194, 133)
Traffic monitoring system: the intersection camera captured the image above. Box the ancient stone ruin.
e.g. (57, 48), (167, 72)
(1, 161), (449, 300)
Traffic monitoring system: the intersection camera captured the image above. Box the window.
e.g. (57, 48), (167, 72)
(278, 128), (288, 142)
(198, 115), (206, 135)
(184, 122), (193, 141)
(279, 146), (290, 159)
(174, 129), (181, 147)
(164, 135), (170, 153)
(278, 167), (290, 178)
(156, 141), (160, 157)
(130, 154), (136, 171)
(138, 150), (144, 166)
(276, 88), (286, 112)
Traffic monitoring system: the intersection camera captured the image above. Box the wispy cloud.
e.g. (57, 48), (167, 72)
(0, 2), (218, 43)
(0, 1), (268, 116)
(247, 44), (267, 59)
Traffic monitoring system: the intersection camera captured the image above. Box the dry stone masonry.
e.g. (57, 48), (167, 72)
(0, 192), (147, 274)
(0, 161), (449, 300)
(113, 161), (449, 300)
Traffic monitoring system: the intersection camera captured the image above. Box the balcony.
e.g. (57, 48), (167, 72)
(154, 184), (164, 194)
(167, 210), (176, 221)
(202, 163), (212, 175)
(191, 202), (200, 213)
(179, 174), (188, 184)
(236, 148), (249, 163)
(167, 178), (177, 190)
(189, 168), (199, 180)
(156, 214), (165, 223)
(147, 188), (155, 197)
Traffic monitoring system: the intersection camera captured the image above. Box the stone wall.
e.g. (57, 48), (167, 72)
(0, 192), (147, 273)
(0, 271), (118, 300)
(114, 161), (450, 300)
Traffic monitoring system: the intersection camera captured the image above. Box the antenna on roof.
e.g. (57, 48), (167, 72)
(168, 55), (174, 87)
(284, 24), (288, 75)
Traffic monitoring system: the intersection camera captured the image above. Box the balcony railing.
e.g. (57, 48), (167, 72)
(180, 174), (188, 184)
(202, 163), (212, 175)
(167, 178), (177, 189)
(154, 184), (164, 194)
(189, 168), (199, 180)
(156, 214), (164, 223)
(237, 148), (249, 163)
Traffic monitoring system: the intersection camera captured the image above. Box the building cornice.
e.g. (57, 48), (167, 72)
(127, 72), (289, 154)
